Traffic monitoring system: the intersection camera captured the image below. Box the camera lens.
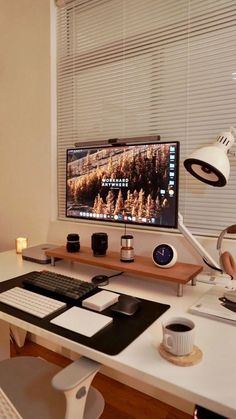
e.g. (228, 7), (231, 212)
(91, 232), (108, 256)
(67, 233), (80, 253)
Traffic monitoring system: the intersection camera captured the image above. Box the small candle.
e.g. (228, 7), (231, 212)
(15, 237), (28, 254)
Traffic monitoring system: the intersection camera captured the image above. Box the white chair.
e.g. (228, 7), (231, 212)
(0, 355), (105, 419)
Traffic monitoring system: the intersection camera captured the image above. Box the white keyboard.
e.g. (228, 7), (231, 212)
(0, 387), (23, 419)
(0, 287), (66, 318)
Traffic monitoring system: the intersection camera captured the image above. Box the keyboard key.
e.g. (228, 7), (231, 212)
(0, 287), (66, 318)
(22, 270), (98, 302)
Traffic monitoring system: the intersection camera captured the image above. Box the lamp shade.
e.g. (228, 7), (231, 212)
(184, 129), (235, 187)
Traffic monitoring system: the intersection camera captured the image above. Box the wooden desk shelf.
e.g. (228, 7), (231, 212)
(46, 246), (203, 297)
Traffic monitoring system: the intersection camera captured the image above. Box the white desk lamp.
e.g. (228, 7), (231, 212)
(180, 127), (236, 283)
(183, 127), (236, 186)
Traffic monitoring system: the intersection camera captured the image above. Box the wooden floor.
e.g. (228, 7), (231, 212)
(11, 340), (193, 419)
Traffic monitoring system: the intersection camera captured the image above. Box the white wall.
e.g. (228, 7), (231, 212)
(0, 0), (51, 251)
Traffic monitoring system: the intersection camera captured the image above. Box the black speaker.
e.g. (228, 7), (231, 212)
(91, 232), (108, 256)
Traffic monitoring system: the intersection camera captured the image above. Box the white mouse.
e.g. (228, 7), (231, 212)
(224, 289), (236, 303)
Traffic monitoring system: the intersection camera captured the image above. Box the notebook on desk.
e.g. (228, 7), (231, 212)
(189, 286), (236, 325)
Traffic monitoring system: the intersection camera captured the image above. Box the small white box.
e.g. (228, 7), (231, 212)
(82, 290), (119, 312)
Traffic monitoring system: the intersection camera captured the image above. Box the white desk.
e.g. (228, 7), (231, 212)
(0, 250), (235, 418)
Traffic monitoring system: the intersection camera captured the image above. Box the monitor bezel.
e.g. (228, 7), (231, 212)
(66, 140), (179, 229)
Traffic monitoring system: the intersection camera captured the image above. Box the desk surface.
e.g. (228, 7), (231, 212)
(0, 250), (235, 418)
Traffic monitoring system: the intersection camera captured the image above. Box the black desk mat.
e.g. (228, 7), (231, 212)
(0, 272), (170, 355)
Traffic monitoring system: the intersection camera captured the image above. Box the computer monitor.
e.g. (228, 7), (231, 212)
(66, 141), (179, 228)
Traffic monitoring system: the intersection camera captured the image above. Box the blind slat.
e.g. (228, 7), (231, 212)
(57, 0), (236, 235)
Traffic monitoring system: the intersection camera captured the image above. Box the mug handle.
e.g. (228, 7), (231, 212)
(163, 334), (174, 350)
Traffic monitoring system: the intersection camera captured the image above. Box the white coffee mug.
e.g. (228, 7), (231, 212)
(162, 317), (195, 356)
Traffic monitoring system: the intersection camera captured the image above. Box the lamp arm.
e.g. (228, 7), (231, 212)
(178, 212), (222, 271)
(230, 126), (236, 137)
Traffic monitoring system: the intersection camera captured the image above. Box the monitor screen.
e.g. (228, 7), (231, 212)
(66, 141), (179, 228)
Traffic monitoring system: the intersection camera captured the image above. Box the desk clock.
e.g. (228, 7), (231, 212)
(152, 244), (177, 268)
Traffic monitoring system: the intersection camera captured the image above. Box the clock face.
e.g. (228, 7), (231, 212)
(152, 244), (177, 267)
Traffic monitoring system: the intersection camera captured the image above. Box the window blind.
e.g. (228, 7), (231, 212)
(56, 0), (236, 235)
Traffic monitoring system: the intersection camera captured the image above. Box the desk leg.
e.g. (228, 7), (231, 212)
(51, 256), (55, 266)
(0, 320), (10, 360)
(10, 326), (27, 348)
(177, 284), (183, 297)
(192, 277), (197, 286)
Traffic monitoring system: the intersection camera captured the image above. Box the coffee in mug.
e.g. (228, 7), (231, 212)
(162, 317), (195, 356)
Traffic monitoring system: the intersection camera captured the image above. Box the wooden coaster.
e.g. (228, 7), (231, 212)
(159, 343), (203, 366)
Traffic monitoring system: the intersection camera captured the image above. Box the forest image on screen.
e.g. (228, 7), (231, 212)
(66, 142), (178, 228)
